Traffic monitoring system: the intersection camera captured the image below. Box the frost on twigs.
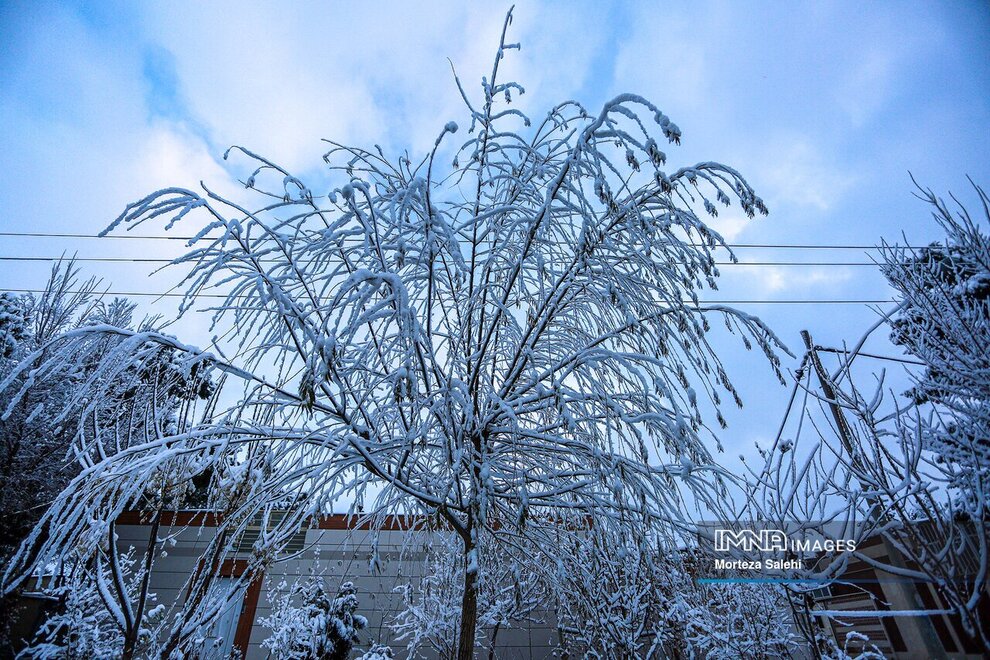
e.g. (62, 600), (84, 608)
(1, 8), (786, 655)
(261, 577), (371, 660)
(550, 524), (800, 657)
(752, 181), (990, 652)
(19, 547), (166, 659)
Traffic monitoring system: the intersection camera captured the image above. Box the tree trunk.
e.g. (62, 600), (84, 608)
(122, 509), (162, 660)
(487, 620), (501, 660)
(121, 633), (136, 660)
(456, 544), (479, 660)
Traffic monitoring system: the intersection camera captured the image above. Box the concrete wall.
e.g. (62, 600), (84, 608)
(115, 519), (559, 659)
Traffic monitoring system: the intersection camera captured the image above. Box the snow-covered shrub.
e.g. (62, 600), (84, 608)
(677, 579), (801, 659)
(356, 644), (393, 660)
(19, 547), (164, 659)
(552, 528), (800, 658)
(261, 578), (368, 660)
(552, 527), (668, 656)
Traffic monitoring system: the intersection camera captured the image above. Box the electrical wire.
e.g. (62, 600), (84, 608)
(0, 230), (926, 251)
(0, 255), (886, 266)
(0, 287), (896, 304)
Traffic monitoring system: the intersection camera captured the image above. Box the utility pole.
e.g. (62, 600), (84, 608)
(801, 331), (865, 475)
(801, 330), (944, 656)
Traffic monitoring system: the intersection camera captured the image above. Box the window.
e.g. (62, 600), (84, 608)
(200, 577), (244, 658)
(191, 561), (265, 658)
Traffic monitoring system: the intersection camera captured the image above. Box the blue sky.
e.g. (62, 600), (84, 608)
(1, 0), (989, 464)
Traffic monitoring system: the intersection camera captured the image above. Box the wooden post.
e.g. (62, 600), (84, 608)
(801, 330), (944, 656)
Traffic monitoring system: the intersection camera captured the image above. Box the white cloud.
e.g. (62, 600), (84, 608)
(611, 4), (712, 117)
(728, 264), (854, 295)
(757, 137), (856, 213)
(707, 212), (752, 243)
(133, 2), (560, 173)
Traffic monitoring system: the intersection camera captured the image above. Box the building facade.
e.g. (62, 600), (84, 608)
(110, 512), (559, 659)
(811, 534), (989, 659)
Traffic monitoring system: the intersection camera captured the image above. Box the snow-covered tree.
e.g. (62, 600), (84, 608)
(261, 577), (369, 660)
(1, 10), (787, 656)
(854, 182), (988, 650)
(882, 181), (990, 503)
(0, 262), (101, 565)
(0, 261), (217, 657)
(0, 264), (136, 654)
(391, 529), (547, 657)
(754, 182), (990, 653)
(1, 261), (215, 566)
(0, 293), (31, 360)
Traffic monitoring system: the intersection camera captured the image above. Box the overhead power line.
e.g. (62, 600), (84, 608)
(816, 347), (925, 366)
(0, 287), (895, 305)
(0, 231), (927, 251)
(0, 255), (885, 267)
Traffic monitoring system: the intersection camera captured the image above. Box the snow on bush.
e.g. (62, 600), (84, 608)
(261, 577), (370, 660)
(356, 644), (394, 660)
(19, 547), (164, 659)
(551, 526), (800, 658)
(391, 531), (546, 657)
